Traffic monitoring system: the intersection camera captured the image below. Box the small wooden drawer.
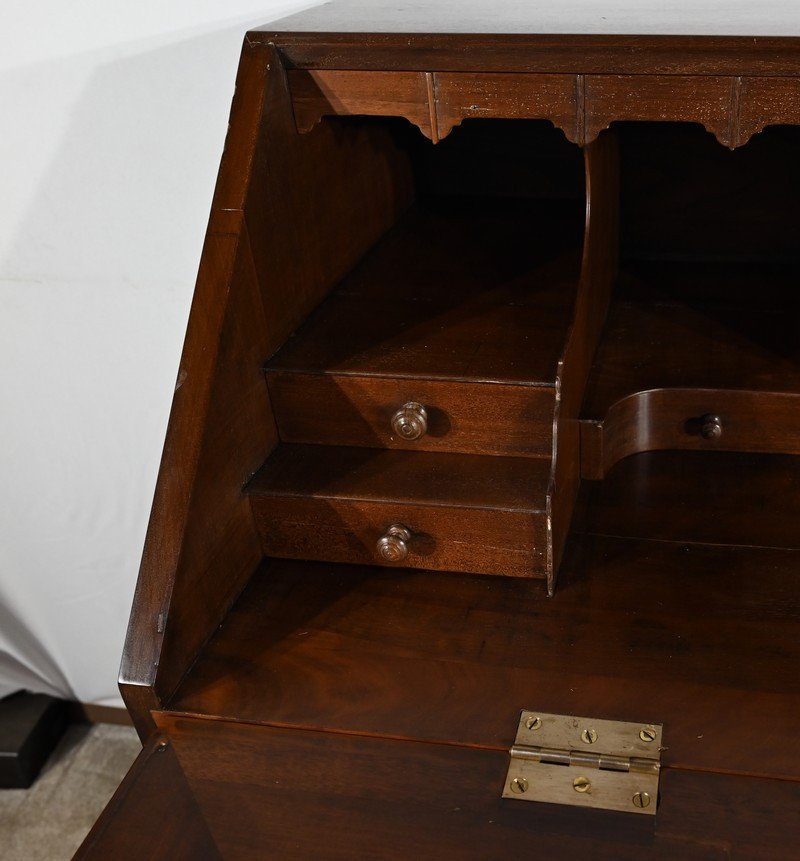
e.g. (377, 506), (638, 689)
(582, 388), (800, 479)
(263, 199), (581, 459)
(266, 372), (556, 457)
(247, 445), (550, 578)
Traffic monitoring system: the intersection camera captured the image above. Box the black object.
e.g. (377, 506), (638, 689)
(0, 691), (69, 788)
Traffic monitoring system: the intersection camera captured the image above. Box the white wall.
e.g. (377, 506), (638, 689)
(0, 1), (315, 706)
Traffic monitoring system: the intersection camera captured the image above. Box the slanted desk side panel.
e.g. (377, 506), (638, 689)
(120, 41), (415, 737)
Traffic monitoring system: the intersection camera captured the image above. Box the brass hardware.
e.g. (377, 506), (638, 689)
(503, 710), (663, 815)
(700, 413), (722, 440)
(510, 777), (528, 794)
(391, 402), (428, 441)
(376, 524), (412, 563)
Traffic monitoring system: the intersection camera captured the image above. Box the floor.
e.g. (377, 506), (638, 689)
(0, 723), (141, 861)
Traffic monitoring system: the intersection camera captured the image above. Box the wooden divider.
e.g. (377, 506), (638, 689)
(546, 129), (619, 593)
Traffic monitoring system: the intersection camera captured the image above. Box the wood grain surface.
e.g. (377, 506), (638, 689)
(173, 451), (800, 780)
(267, 373), (557, 457)
(74, 737), (220, 860)
(152, 715), (800, 860)
(247, 445), (550, 576)
(547, 129), (619, 590)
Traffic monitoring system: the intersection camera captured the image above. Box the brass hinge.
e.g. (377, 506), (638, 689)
(503, 711), (663, 815)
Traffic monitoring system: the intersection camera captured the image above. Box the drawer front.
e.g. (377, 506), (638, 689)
(250, 495), (547, 578)
(266, 372), (555, 458)
(582, 388), (800, 479)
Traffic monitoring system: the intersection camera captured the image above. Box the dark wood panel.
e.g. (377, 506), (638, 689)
(267, 373), (556, 457)
(248, 444), (550, 576)
(252, 496), (545, 576)
(587, 450), (800, 550)
(259, 30), (800, 77)
(247, 444), (550, 510)
(582, 262), (800, 422)
(170, 528), (800, 779)
(265, 199), (583, 385)
(245, 50), (416, 364)
(74, 737), (220, 860)
(547, 128), (619, 591)
(435, 72), (580, 142)
(117, 41), (278, 737)
(581, 388), (800, 479)
(584, 75), (735, 145)
(122, 45), (417, 735)
(288, 69), (435, 138)
(157, 715), (800, 861)
(120, 217), (278, 736)
(738, 75), (800, 145)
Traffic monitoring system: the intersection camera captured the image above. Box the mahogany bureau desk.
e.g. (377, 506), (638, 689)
(78, 3), (800, 857)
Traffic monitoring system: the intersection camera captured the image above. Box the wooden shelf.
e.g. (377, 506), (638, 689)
(266, 197), (583, 385)
(585, 449), (800, 549)
(583, 260), (800, 419)
(580, 261), (800, 476)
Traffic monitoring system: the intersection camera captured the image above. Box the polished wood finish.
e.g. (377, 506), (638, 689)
(582, 388), (800, 478)
(149, 715), (800, 861)
(580, 259), (800, 476)
(75, 737), (220, 860)
(547, 129), (618, 591)
(121, 42), (415, 736)
(586, 450), (800, 550)
(260, 29), (800, 77)
(265, 196), (581, 461)
(265, 199), (582, 384)
(105, 6), (800, 855)
(247, 445), (549, 576)
(289, 70), (436, 139)
(286, 66), (799, 148)
(584, 75), (734, 145)
(738, 76), (800, 144)
(435, 73), (581, 142)
(268, 373), (556, 457)
(170, 517), (800, 780)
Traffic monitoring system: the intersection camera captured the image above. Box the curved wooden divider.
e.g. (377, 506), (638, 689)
(581, 388), (800, 480)
(545, 128), (619, 594)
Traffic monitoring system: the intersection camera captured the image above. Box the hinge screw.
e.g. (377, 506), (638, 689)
(632, 791), (651, 808)
(573, 777), (591, 793)
(525, 715), (542, 731)
(580, 728), (598, 744)
(510, 777), (528, 794)
(639, 728), (657, 743)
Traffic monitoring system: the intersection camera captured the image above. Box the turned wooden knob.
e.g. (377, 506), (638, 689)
(377, 524), (412, 563)
(391, 402), (428, 441)
(700, 414), (722, 440)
